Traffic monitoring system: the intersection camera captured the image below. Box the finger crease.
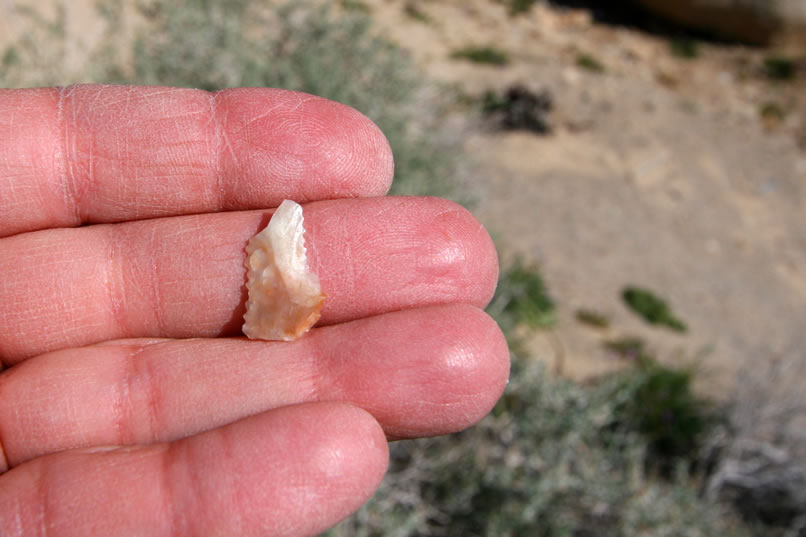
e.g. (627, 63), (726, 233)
(137, 350), (162, 445)
(104, 227), (128, 337)
(120, 346), (161, 445)
(210, 91), (228, 212)
(309, 337), (333, 404)
(57, 85), (83, 224)
(162, 443), (188, 537)
(35, 462), (51, 537)
(0, 370), (11, 474)
(0, 425), (8, 474)
(148, 227), (169, 336)
(115, 347), (138, 445)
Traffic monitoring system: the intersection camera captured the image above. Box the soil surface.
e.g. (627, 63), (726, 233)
(366, 0), (806, 391)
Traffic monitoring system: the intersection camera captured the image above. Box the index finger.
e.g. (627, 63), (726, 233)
(0, 85), (393, 237)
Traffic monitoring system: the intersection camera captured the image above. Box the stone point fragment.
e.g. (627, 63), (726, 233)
(242, 200), (325, 341)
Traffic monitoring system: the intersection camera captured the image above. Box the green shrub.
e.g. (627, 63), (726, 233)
(622, 286), (687, 333)
(670, 37), (700, 59)
(764, 56), (796, 81)
(760, 102), (786, 122)
(487, 258), (557, 333)
(403, 2), (431, 23)
(505, 0), (539, 16)
(1, 47), (19, 68)
(576, 53), (605, 73)
(604, 338), (716, 471)
(624, 361), (712, 467)
(482, 85), (553, 134)
(0, 3), (68, 87)
(636, 367), (705, 458)
(452, 45), (510, 66)
(604, 336), (653, 364)
(328, 358), (748, 537)
(576, 308), (610, 329)
(340, 0), (370, 13)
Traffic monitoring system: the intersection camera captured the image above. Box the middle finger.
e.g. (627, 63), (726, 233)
(0, 197), (498, 363)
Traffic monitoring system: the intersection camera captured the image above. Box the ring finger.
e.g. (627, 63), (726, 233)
(0, 304), (509, 470)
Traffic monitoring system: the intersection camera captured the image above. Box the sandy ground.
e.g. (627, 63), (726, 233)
(366, 0), (806, 392)
(2, 0), (806, 395)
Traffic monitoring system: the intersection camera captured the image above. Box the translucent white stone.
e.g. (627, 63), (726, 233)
(242, 200), (325, 341)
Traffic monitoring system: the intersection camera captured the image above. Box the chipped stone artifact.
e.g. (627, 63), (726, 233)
(242, 200), (325, 341)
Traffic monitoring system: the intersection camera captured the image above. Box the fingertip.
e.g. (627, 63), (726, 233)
(327, 305), (510, 438)
(214, 89), (394, 204)
(323, 101), (394, 198)
(416, 305), (510, 435)
(456, 306), (511, 417)
(417, 198), (500, 308)
(229, 403), (389, 534)
(281, 93), (394, 199)
(305, 402), (390, 486)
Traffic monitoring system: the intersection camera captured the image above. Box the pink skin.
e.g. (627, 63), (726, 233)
(0, 86), (393, 236)
(0, 86), (509, 536)
(0, 304), (509, 467)
(0, 403), (389, 537)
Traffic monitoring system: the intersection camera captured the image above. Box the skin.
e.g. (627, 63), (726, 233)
(0, 85), (510, 537)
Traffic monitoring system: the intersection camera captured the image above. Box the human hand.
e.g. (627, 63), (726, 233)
(0, 85), (509, 536)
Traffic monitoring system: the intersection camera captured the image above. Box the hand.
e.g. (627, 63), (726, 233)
(0, 85), (509, 536)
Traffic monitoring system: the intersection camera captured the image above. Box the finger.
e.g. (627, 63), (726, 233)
(0, 403), (387, 537)
(0, 85), (393, 237)
(0, 305), (509, 467)
(0, 197), (498, 363)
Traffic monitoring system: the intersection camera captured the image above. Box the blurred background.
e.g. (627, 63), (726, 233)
(2, 0), (806, 535)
